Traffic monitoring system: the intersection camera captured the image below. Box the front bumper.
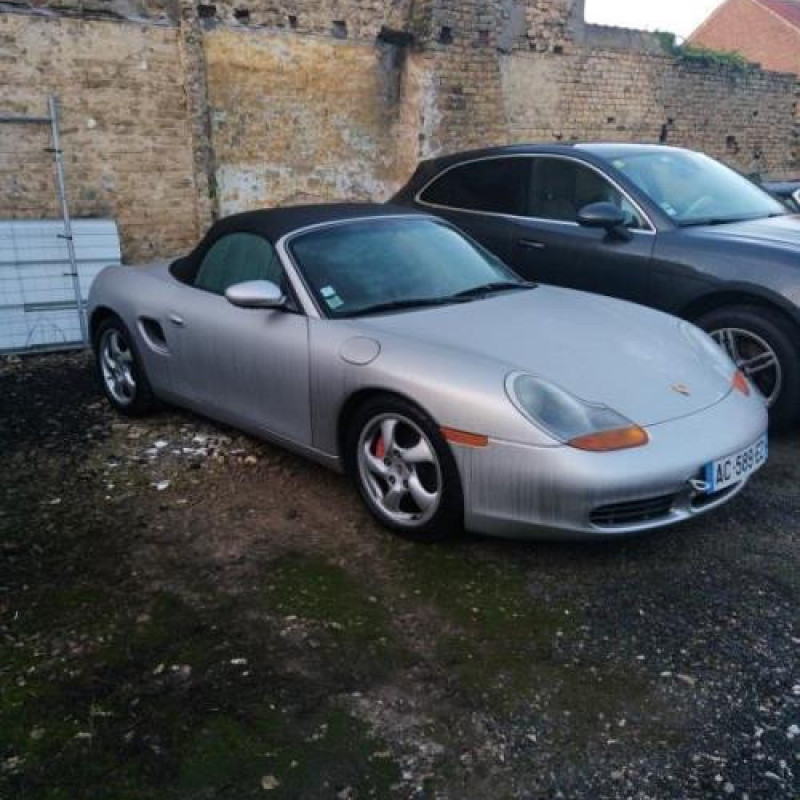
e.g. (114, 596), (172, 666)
(452, 389), (768, 539)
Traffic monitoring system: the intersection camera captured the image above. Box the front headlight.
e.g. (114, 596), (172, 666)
(505, 372), (649, 451)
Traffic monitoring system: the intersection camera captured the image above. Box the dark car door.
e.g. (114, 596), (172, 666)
(417, 154), (658, 306)
(503, 156), (657, 305)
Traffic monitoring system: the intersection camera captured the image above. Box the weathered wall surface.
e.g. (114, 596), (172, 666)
(1, 0), (798, 261)
(499, 44), (799, 176)
(204, 28), (421, 215)
(0, 14), (202, 261)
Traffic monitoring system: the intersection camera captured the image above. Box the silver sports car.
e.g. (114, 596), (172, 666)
(88, 205), (768, 540)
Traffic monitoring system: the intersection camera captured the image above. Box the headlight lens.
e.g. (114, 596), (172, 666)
(506, 373), (649, 451)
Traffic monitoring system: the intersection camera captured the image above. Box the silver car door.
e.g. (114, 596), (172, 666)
(166, 232), (312, 446)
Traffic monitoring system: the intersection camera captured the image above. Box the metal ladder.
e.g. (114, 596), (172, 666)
(0, 96), (88, 345)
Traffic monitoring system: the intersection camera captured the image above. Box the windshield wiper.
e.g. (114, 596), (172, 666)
(344, 282), (535, 318)
(346, 296), (468, 318)
(450, 281), (536, 299)
(679, 212), (786, 228)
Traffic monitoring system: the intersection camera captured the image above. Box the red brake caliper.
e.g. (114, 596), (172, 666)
(374, 434), (386, 460)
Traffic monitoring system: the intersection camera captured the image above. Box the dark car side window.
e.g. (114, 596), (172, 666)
(420, 158), (530, 216)
(528, 158), (645, 228)
(194, 232), (282, 295)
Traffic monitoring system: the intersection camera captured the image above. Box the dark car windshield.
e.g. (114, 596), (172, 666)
(289, 217), (528, 317)
(595, 149), (786, 226)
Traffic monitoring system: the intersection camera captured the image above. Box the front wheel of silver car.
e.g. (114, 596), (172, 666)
(348, 396), (464, 541)
(94, 316), (156, 416)
(697, 305), (800, 433)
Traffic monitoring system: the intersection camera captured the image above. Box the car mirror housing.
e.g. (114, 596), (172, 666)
(577, 201), (627, 229)
(577, 202), (633, 241)
(225, 280), (286, 309)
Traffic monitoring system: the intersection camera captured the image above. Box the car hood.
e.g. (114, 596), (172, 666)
(358, 287), (733, 427)
(690, 213), (800, 249)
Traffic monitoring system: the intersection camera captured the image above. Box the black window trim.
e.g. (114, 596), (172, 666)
(276, 213), (482, 320)
(415, 153), (656, 234)
(182, 229), (304, 313)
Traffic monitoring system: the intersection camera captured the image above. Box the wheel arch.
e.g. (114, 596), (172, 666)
(336, 387), (435, 471)
(89, 306), (120, 346)
(680, 288), (800, 334)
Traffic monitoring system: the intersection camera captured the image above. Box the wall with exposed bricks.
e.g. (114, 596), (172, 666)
(0, 0), (797, 261)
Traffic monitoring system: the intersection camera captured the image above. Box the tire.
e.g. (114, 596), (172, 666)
(696, 305), (800, 432)
(93, 315), (156, 416)
(346, 395), (464, 542)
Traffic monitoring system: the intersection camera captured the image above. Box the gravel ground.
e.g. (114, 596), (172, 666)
(0, 351), (798, 800)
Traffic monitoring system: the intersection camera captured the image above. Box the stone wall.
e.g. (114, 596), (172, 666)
(1, 0), (798, 261)
(499, 43), (799, 177)
(204, 27), (421, 215)
(0, 14), (203, 261)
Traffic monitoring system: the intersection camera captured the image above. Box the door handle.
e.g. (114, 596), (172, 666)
(168, 313), (185, 327)
(518, 238), (546, 250)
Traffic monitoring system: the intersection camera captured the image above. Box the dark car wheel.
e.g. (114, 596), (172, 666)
(347, 395), (464, 542)
(94, 316), (156, 416)
(696, 305), (800, 432)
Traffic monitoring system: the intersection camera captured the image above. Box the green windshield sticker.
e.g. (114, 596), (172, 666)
(326, 294), (344, 310)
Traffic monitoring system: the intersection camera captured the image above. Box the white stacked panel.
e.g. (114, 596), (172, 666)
(0, 219), (121, 353)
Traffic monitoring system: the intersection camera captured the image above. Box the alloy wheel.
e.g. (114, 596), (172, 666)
(99, 328), (137, 406)
(356, 413), (442, 527)
(710, 326), (782, 407)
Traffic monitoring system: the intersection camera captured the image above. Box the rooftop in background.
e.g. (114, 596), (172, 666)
(756, 0), (800, 28)
(689, 0), (800, 74)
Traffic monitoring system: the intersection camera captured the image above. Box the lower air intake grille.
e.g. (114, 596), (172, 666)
(590, 494), (676, 528)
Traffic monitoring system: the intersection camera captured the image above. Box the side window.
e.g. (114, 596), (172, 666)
(528, 159), (645, 228)
(420, 158), (529, 216)
(194, 232), (282, 295)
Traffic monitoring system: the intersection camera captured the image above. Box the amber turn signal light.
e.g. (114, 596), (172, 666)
(568, 426), (649, 452)
(441, 427), (489, 448)
(732, 370), (751, 396)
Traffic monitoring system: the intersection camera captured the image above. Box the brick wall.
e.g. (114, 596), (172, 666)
(204, 27), (420, 214)
(690, 0), (800, 77)
(0, 14), (203, 261)
(499, 45), (799, 176)
(0, 0), (798, 261)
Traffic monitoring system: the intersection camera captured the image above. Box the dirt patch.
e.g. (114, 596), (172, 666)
(1, 352), (798, 799)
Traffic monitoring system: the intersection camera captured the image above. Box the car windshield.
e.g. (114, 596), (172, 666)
(597, 149), (786, 226)
(289, 217), (529, 317)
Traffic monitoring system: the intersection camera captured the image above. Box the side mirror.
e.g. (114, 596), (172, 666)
(225, 280), (285, 309)
(577, 202), (633, 241)
(577, 201), (627, 229)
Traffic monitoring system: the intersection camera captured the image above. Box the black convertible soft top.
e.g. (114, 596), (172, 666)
(171, 203), (426, 283)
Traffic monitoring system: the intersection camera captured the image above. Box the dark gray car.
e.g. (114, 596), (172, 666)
(393, 144), (800, 430)
(764, 179), (800, 213)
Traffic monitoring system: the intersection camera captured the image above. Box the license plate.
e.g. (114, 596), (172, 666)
(704, 435), (768, 493)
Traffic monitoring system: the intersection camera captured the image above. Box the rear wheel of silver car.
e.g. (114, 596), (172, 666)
(94, 316), (155, 416)
(348, 396), (463, 541)
(697, 305), (800, 432)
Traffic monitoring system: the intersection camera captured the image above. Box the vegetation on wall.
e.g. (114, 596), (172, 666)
(654, 31), (751, 69)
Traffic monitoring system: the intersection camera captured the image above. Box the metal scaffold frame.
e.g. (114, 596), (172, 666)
(0, 95), (88, 346)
